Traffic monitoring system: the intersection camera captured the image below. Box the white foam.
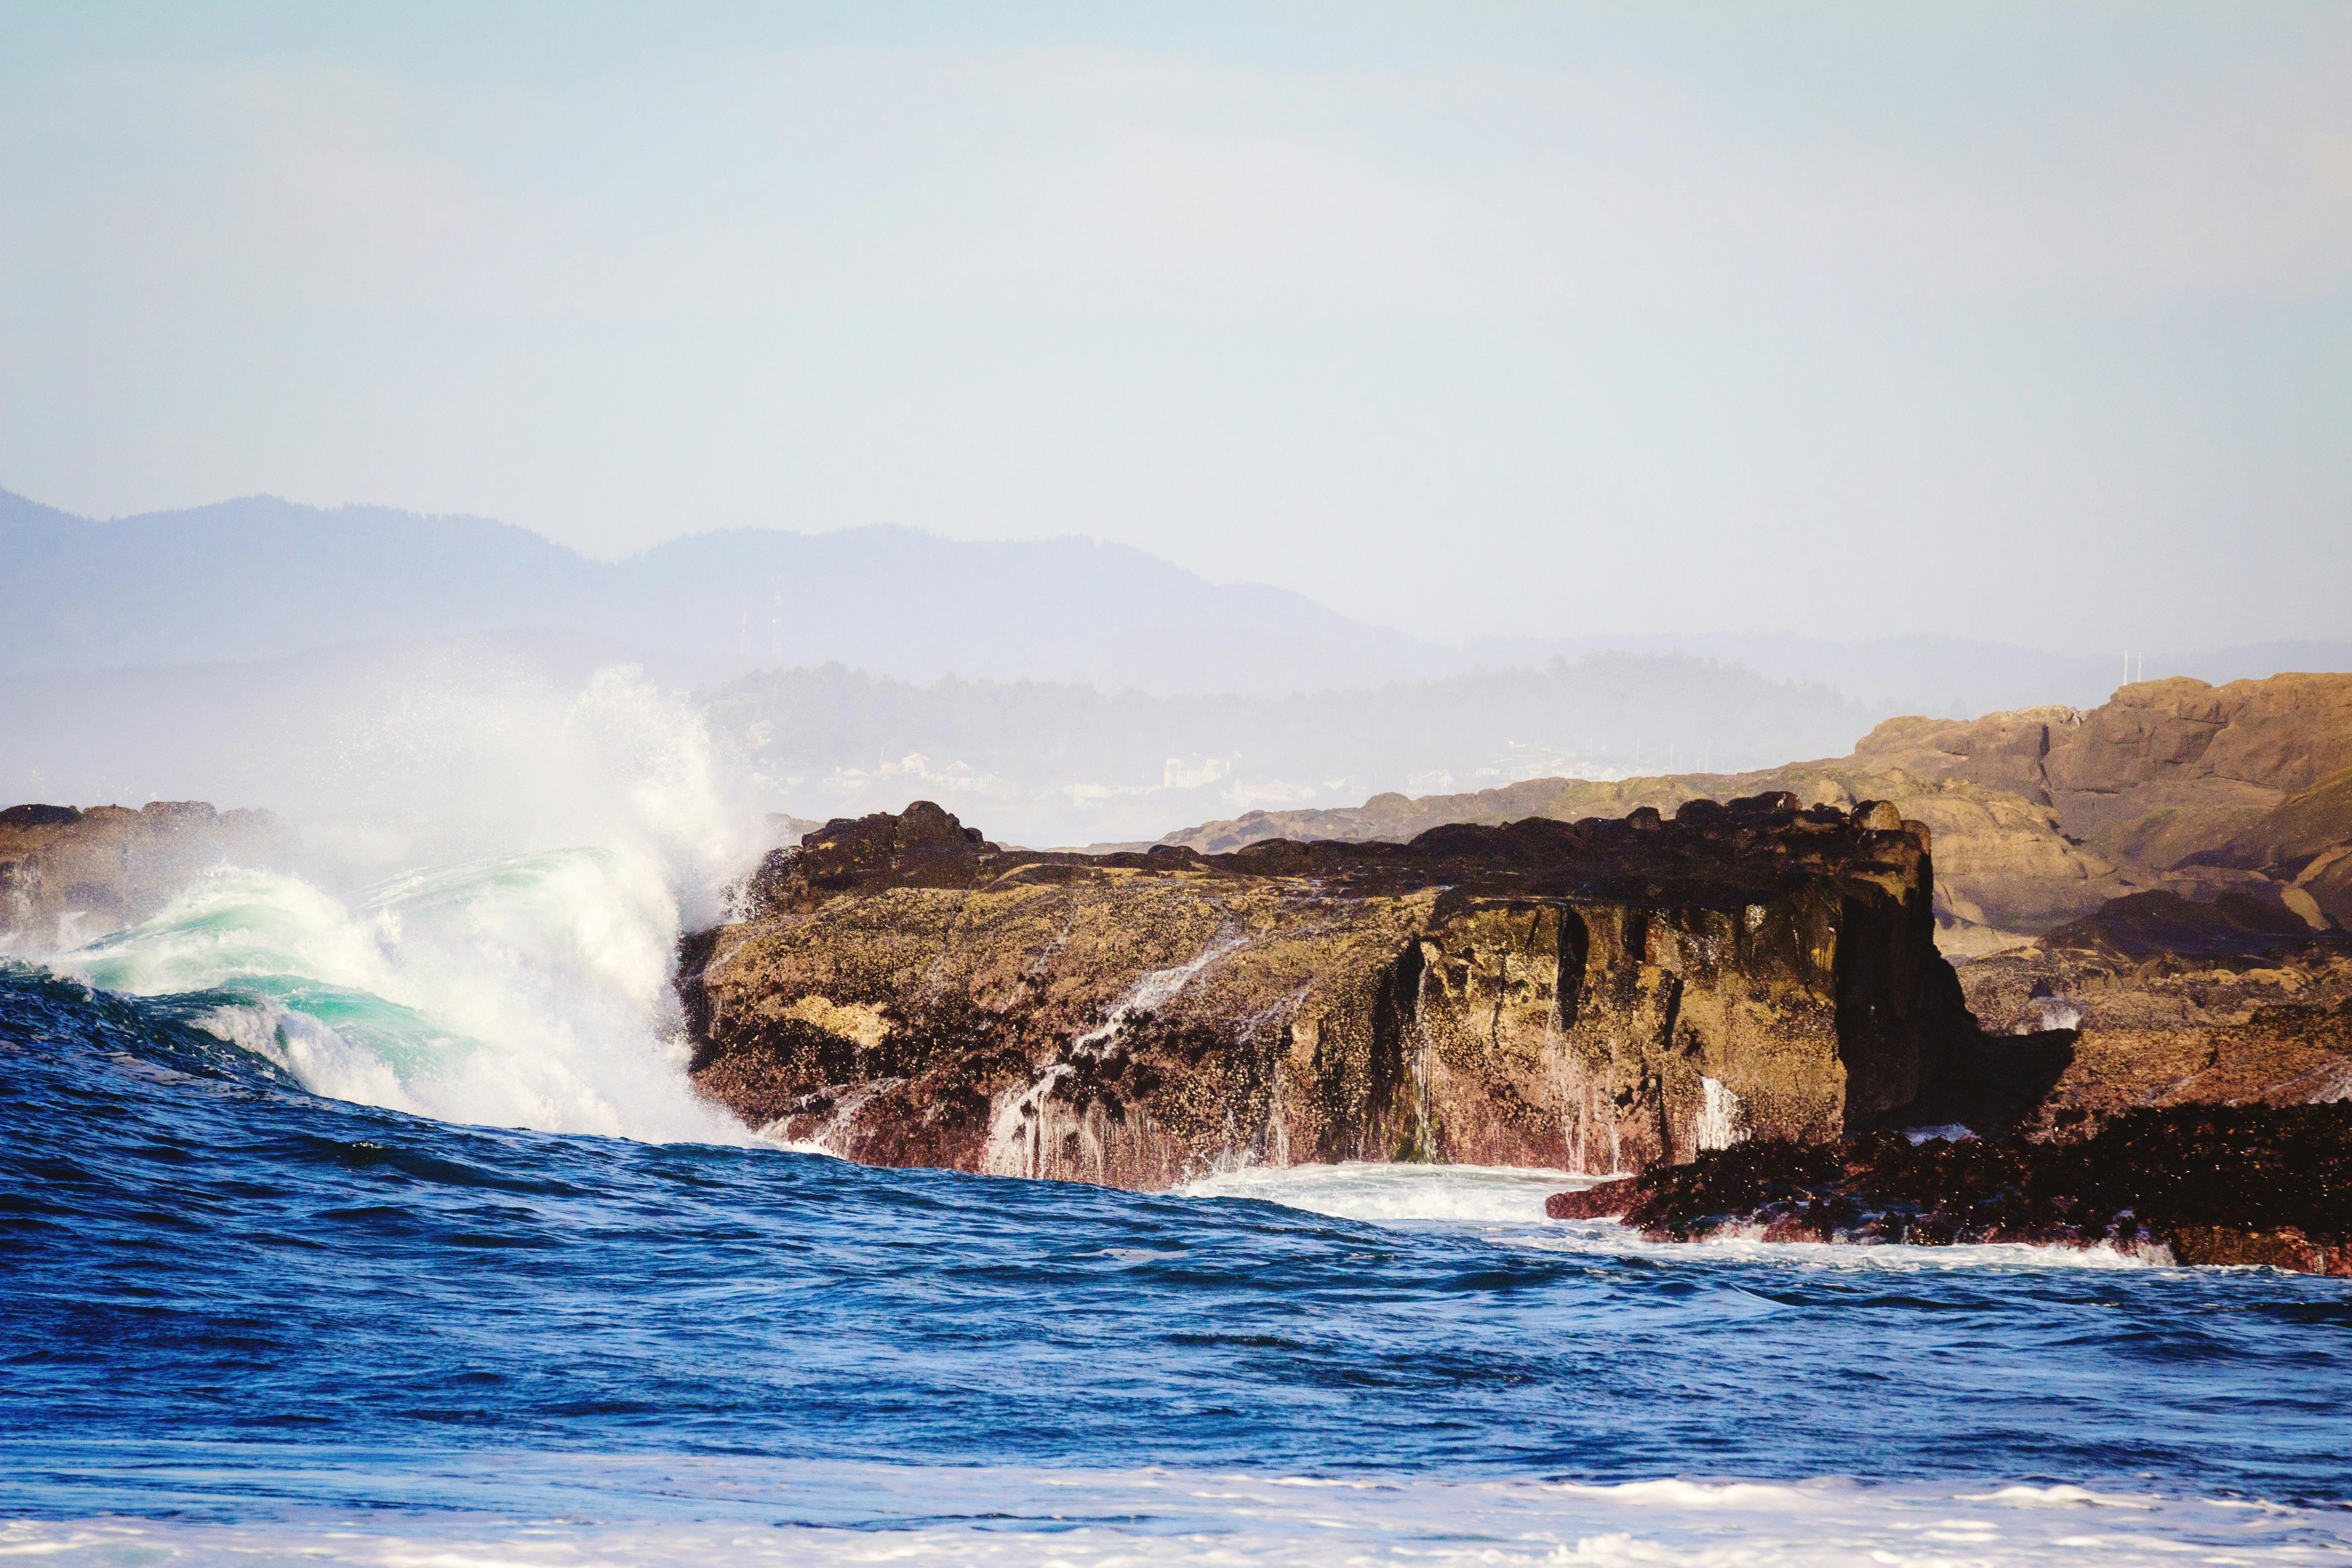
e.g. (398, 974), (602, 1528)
(2035, 998), (2084, 1032)
(981, 934), (1251, 1180)
(1180, 1160), (1595, 1223)
(1182, 1164), (2178, 1273)
(0, 1462), (2337, 1566)
(28, 667), (763, 1146)
(195, 998), (422, 1114)
(1957, 1485), (2160, 1509)
(1530, 1220), (2173, 1273)
(1693, 1075), (1744, 1152)
(54, 853), (745, 1144)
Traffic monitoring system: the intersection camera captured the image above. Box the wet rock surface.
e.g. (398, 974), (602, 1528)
(681, 795), (2024, 1189)
(1543, 1103), (2352, 1275)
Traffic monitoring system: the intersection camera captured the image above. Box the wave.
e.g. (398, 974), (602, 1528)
(8, 970), (2350, 1558)
(46, 852), (743, 1142)
(1181, 1159), (1587, 1223)
(13, 666), (763, 1143)
(3, 1458), (2342, 1565)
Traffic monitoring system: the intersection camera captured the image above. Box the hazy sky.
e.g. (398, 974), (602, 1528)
(3, 3), (2347, 651)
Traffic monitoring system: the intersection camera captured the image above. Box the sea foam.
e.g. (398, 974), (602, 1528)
(2, 1461), (2338, 1566)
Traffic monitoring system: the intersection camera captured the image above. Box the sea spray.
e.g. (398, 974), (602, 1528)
(39, 666), (766, 1143)
(57, 851), (742, 1142)
(980, 931), (1251, 1180)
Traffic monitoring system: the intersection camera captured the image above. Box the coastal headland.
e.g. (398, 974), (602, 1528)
(8, 672), (2347, 1269)
(681, 794), (2073, 1185)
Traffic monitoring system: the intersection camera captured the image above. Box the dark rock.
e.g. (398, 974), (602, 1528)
(737, 799), (997, 913)
(0, 804), (81, 829)
(2042, 888), (2331, 962)
(684, 797), (2032, 1188)
(1552, 1102), (2352, 1274)
(1545, 1180), (1639, 1219)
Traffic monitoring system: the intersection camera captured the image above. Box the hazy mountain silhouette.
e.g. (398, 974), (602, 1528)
(698, 655), (1879, 846)
(0, 490), (1431, 696)
(12, 487), (2342, 710)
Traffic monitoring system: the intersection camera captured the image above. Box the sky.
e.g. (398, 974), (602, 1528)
(2, 2), (2347, 652)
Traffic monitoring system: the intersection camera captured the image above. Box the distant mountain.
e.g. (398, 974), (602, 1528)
(7, 487), (2344, 709)
(0, 490), (1431, 696)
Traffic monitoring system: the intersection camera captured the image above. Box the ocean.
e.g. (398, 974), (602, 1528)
(4, 847), (2350, 1565)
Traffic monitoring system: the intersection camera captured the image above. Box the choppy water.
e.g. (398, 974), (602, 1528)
(5, 855), (2352, 1565)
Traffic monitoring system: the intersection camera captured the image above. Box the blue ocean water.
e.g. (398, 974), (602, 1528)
(6, 933), (2352, 1563)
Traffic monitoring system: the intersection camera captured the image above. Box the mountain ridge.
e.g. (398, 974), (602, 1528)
(0, 488), (1427, 696)
(8, 485), (2345, 710)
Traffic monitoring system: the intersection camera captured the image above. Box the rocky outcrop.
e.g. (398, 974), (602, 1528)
(1954, 905), (2352, 1132)
(1159, 673), (2352, 957)
(2178, 765), (2352, 932)
(681, 798), (2042, 1189)
(1543, 1103), (2352, 1276)
(1852, 675), (2352, 922)
(0, 801), (286, 949)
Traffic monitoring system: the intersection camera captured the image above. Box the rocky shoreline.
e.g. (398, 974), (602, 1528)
(676, 787), (2351, 1272)
(680, 793), (2064, 1186)
(9, 666), (2347, 1275)
(1545, 1102), (2352, 1274)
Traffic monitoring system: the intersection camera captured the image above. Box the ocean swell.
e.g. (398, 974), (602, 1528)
(4, 965), (2352, 1564)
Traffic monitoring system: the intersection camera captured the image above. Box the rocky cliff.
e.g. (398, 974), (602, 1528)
(0, 801), (286, 949)
(1159, 672), (2352, 957)
(681, 798), (2039, 1189)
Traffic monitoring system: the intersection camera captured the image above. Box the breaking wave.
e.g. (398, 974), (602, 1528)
(52, 853), (741, 1142)
(25, 666), (760, 1142)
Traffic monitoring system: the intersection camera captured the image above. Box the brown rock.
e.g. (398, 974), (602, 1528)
(0, 800), (287, 947)
(1156, 673), (2352, 957)
(1546, 1180), (1639, 1219)
(2168, 1225), (2352, 1275)
(1957, 937), (2352, 1132)
(682, 797), (2013, 1189)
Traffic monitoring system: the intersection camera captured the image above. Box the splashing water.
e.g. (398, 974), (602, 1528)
(29, 666), (761, 1142)
(54, 852), (741, 1142)
(981, 931), (1250, 1178)
(1070, 931), (1251, 1056)
(2036, 997), (2085, 1031)
(1693, 1074), (1744, 1151)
